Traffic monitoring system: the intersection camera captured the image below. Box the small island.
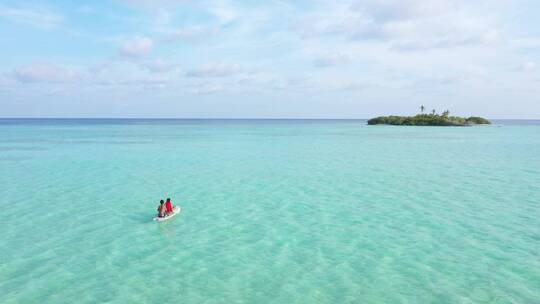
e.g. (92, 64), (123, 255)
(368, 107), (491, 126)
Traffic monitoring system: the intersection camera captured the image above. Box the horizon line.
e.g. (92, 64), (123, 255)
(1, 117), (540, 120)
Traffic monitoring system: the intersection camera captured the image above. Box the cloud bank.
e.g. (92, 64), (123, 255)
(1, 0), (540, 118)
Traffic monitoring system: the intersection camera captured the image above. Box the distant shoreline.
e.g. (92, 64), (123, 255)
(1, 117), (539, 121)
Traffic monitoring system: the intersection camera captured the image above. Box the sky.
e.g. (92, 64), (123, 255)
(0, 0), (539, 118)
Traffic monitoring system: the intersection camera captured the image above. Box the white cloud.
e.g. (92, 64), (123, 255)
(267, 77), (309, 91)
(0, 5), (62, 29)
(387, 18), (502, 51)
(192, 84), (224, 95)
(120, 37), (153, 57)
(10, 64), (81, 83)
(144, 59), (177, 73)
(187, 63), (241, 77)
(89, 61), (171, 86)
(336, 82), (368, 91)
(519, 61), (536, 72)
(314, 53), (352, 67)
(8, 61), (175, 88)
(297, 0), (502, 51)
(351, 0), (455, 22)
(45, 88), (70, 96)
(207, 0), (238, 24)
(167, 26), (220, 42)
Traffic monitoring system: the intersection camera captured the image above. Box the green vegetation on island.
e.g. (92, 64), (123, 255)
(368, 107), (491, 126)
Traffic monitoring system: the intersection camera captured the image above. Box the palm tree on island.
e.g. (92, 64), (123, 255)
(420, 105), (425, 114)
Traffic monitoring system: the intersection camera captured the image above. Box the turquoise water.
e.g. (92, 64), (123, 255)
(1, 119), (539, 303)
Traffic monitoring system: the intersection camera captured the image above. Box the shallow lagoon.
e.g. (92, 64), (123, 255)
(1, 119), (539, 303)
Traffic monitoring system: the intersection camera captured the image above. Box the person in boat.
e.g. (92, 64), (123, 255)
(157, 200), (166, 218)
(165, 198), (173, 215)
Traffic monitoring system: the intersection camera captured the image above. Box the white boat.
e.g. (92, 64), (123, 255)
(153, 206), (181, 222)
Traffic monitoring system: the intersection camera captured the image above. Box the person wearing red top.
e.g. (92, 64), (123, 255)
(165, 198), (173, 215)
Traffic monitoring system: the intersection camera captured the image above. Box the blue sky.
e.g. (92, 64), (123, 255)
(1, 0), (539, 118)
